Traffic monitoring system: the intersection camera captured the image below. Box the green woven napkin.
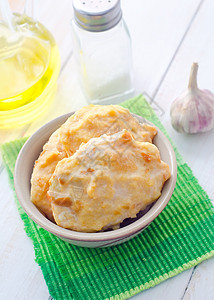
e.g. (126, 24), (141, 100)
(1, 95), (214, 300)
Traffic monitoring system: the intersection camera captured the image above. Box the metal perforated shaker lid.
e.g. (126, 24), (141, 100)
(72, 0), (122, 32)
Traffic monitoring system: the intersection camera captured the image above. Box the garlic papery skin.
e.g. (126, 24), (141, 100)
(170, 62), (214, 134)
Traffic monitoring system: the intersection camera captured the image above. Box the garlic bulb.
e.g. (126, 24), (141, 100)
(170, 62), (214, 134)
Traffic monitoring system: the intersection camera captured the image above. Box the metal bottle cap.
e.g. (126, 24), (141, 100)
(72, 0), (122, 32)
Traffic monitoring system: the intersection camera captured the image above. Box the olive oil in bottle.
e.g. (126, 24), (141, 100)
(0, 13), (60, 128)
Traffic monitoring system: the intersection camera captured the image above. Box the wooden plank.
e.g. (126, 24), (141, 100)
(122, 0), (202, 97)
(152, 0), (214, 299)
(131, 269), (194, 300)
(0, 169), (50, 299)
(154, 0), (214, 199)
(183, 258), (214, 300)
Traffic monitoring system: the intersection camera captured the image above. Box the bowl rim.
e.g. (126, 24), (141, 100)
(14, 112), (177, 242)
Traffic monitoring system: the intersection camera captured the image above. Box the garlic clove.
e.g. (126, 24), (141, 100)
(170, 62), (214, 134)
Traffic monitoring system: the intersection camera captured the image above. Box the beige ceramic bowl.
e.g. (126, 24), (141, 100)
(14, 112), (177, 248)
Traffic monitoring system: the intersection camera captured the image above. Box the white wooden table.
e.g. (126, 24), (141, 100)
(1, 0), (214, 299)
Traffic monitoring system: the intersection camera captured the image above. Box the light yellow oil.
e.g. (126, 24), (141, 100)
(0, 14), (60, 128)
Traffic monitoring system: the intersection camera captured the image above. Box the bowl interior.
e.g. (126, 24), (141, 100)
(14, 112), (177, 242)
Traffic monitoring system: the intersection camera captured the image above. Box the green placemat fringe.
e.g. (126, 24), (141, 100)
(1, 94), (214, 300)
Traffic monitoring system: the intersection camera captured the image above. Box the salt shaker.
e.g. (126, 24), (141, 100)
(71, 0), (134, 104)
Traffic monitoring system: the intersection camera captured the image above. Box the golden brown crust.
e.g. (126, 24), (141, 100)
(48, 130), (170, 232)
(31, 105), (157, 220)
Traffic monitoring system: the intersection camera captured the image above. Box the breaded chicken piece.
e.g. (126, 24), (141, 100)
(31, 105), (157, 220)
(48, 130), (170, 232)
